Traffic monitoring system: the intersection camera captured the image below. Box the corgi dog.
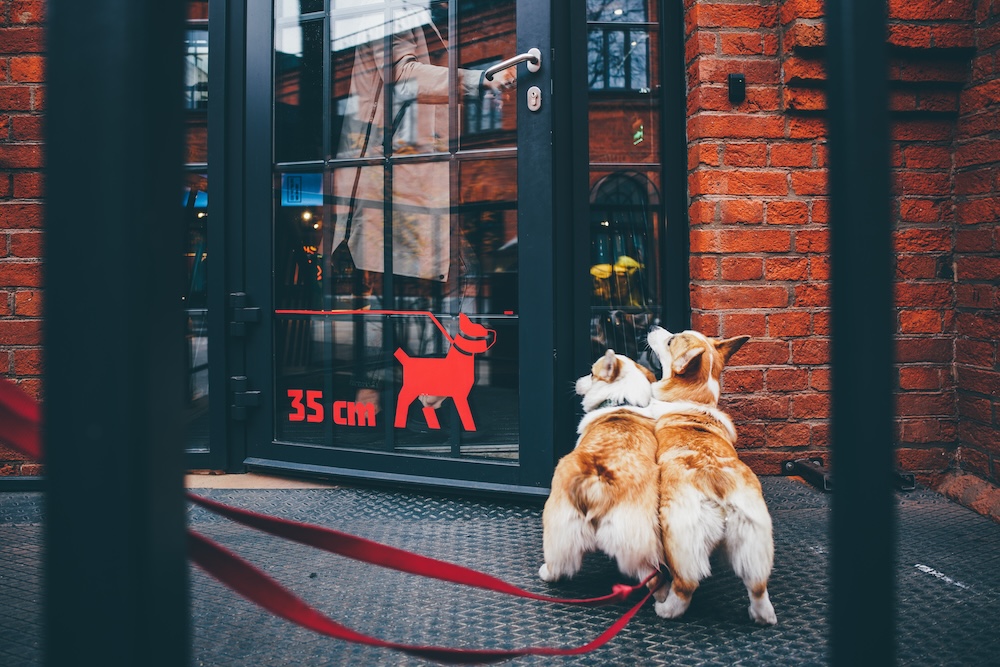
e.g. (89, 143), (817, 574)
(538, 349), (665, 592)
(645, 327), (777, 626)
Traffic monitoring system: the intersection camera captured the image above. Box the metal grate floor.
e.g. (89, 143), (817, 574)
(3, 477), (1000, 666)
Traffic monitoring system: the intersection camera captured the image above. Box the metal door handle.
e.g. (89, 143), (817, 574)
(484, 48), (541, 81)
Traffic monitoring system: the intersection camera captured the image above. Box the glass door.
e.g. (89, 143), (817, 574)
(246, 0), (554, 493)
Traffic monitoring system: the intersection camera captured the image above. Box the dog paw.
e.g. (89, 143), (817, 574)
(538, 563), (557, 582)
(749, 600), (777, 626)
(654, 595), (689, 620)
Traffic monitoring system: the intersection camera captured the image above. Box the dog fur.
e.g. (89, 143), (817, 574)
(538, 350), (665, 590)
(644, 327), (776, 625)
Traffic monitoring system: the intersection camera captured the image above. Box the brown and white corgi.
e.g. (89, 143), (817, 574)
(538, 349), (665, 591)
(645, 327), (777, 625)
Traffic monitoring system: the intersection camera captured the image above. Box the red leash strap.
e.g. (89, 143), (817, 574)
(188, 492), (654, 605)
(189, 529), (654, 665)
(0, 379), (41, 461)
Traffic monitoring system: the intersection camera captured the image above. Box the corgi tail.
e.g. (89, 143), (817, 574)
(567, 465), (615, 524)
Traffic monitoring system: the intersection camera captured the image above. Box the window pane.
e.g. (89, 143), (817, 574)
(275, 19), (325, 162)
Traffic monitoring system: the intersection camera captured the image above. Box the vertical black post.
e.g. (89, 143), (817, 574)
(44, 1), (189, 666)
(826, 1), (895, 666)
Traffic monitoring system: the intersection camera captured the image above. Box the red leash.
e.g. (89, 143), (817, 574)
(0, 378), (660, 663)
(190, 529), (654, 664)
(188, 492), (653, 606)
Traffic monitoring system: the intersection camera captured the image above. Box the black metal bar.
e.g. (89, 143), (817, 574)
(44, 1), (189, 666)
(826, 1), (896, 665)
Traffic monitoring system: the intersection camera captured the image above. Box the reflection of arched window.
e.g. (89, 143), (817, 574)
(589, 172), (659, 311)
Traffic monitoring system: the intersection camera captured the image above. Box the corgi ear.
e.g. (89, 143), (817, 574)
(671, 346), (704, 376)
(715, 335), (750, 364)
(591, 349), (618, 382)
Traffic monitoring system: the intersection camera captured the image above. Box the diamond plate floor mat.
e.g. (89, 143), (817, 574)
(3, 477), (1000, 666)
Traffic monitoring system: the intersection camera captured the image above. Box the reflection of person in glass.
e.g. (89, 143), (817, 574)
(331, 1), (514, 280)
(330, 1), (515, 414)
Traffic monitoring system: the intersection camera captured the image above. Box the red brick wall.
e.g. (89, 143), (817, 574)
(686, 0), (998, 492)
(946, 0), (1000, 509)
(0, 0), (44, 476)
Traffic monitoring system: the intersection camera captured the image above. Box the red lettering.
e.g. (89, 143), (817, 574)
(350, 402), (377, 427)
(333, 400), (348, 426)
(288, 389), (305, 422)
(306, 390), (324, 423)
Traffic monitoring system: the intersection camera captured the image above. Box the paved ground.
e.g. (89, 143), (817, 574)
(3, 475), (1000, 666)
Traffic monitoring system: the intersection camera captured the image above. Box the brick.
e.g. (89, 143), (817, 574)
(764, 257), (809, 281)
(689, 170), (727, 196)
(10, 231), (42, 258)
(957, 392), (993, 421)
(898, 198), (946, 224)
(895, 282), (952, 308)
(11, 115), (42, 141)
(790, 169), (828, 195)
(769, 310), (812, 336)
(766, 367), (809, 391)
(793, 281), (829, 307)
(736, 340), (791, 365)
(720, 199), (764, 224)
(955, 337), (996, 367)
(894, 227), (951, 252)
(690, 284), (790, 309)
(955, 366), (1000, 398)
(12, 172), (42, 198)
(810, 368), (832, 391)
(688, 113), (786, 140)
(954, 313), (1000, 340)
(783, 21), (826, 51)
(689, 199), (718, 225)
(899, 366), (945, 391)
(765, 198), (810, 227)
(955, 140), (1000, 169)
(896, 337), (953, 364)
(791, 392), (829, 419)
(718, 229), (792, 252)
(0, 28), (45, 53)
(0, 319), (40, 345)
(956, 197), (1000, 225)
(12, 347), (41, 375)
(780, 0), (824, 23)
(895, 255), (938, 280)
(727, 170), (789, 196)
(721, 256), (763, 280)
(764, 421), (811, 447)
(720, 32), (764, 56)
(691, 143), (722, 168)
(0, 203), (42, 229)
(791, 338), (830, 365)
(887, 24), (934, 49)
(722, 143), (767, 167)
(899, 309), (944, 334)
(691, 312), (721, 336)
(897, 392), (954, 418)
(14, 289), (40, 316)
(722, 368), (764, 393)
(956, 256), (1000, 281)
(690, 3), (779, 29)
(726, 394), (790, 420)
(770, 143), (813, 167)
(897, 171), (951, 197)
(9, 55), (43, 83)
(721, 312), (767, 337)
(783, 87), (826, 112)
(794, 229), (829, 253)
(0, 144), (42, 169)
(895, 447), (952, 473)
(11, 1), (47, 25)
(690, 256), (718, 280)
(788, 117), (826, 139)
(0, 85), (31, 111)
(0, 261), (42, 287)
(810, 256), (830, 279)
(888, 0), (974, 22)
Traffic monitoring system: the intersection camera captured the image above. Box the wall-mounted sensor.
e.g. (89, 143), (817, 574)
(728, 73), (746, 104)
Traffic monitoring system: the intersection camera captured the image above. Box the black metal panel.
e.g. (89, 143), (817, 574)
(825, 1), (896, 665)
(659, 0), (691, 333)
(43, 1), (189, 665)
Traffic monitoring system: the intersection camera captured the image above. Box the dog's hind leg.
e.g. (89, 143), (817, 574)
(724, 492), (777, 625)
(394, 387), (418, 428)
(539, 499), (592, 582)
(454, 396), (476, 431)
(655, 492), (724, 620)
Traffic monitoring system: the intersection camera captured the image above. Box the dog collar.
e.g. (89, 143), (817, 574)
(597, 399), (636, 410)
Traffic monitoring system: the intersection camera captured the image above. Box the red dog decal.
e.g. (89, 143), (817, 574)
(393, 313), (496, 431)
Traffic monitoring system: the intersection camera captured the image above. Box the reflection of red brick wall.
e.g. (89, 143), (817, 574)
(0, 0), (44, 476)
(688, 0), (1000, 517)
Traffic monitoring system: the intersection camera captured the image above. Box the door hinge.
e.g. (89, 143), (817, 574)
(229, 292), (260, 336)
(230, 375), (261, 421)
